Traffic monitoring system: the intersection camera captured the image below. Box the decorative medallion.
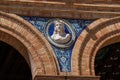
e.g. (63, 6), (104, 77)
(44, 19), (76, 48)
(23, 16), (93, 71)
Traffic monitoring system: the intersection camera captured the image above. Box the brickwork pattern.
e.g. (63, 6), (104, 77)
(0, 11), (59, 79)
(0, 11), (101, 80)
(72, 17), (120, 76)
(1, 11), (120, 80)
(0, 0), (120, 80)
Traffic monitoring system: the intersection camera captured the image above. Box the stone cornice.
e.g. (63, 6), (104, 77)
(0, 1), (120, 19)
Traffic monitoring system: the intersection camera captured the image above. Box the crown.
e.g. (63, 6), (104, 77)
(54, 20), (64, 26)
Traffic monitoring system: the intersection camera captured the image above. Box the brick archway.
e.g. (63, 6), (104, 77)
(0, 11), (59, 79)
(72, 17), (120, 76)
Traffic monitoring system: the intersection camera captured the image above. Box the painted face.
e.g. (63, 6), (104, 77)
(54, 21), (64, 32)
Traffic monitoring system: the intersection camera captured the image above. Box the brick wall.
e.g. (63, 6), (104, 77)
(0, 1), (120, 80)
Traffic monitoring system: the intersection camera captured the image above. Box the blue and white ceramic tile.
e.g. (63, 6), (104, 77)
(22, 16), (93, 72)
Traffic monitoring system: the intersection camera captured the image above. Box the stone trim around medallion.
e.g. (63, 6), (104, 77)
(44, 19), (76, 48)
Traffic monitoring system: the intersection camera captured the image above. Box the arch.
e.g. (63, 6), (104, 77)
(0, 11), (59, 79)
(95, 42), (120, 80)
(0, 41), (32, 80)
(72, 16), (120, 76)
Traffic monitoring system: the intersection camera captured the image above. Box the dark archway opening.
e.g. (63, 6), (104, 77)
(95, 42), (120, 80)
(0, 41), (32, 80)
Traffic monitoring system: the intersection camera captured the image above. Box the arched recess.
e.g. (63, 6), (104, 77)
(72, 16), (120, 76)
(0, 11), (59, 79)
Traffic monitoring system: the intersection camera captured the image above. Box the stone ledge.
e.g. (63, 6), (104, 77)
(2, 0), (120, 4)
(34, 75), (100, 80)
(0, 1), (120, 19)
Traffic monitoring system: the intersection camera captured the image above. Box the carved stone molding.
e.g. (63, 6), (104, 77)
(0, 0), (120, 19)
